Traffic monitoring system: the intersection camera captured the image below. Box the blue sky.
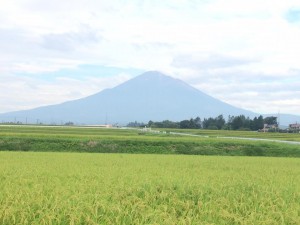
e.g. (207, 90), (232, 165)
(0, 0), (300, 115)
(286, 8), (300, 23)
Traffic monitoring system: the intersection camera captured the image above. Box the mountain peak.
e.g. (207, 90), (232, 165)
(140, 70), (165, 77)
(115, 70), (178, 90)
(133, 70), (172, 81)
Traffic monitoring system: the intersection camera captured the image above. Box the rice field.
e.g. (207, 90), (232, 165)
(1, 125), (300, 157)
(1, 152), (299, 224)
(161, 128), (300, 142)
(1, 125), (300, 141)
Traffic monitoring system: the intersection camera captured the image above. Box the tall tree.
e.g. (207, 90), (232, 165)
(216, 115), (225, 129)
(179, 120), (191, 129)
(231, 115), (245, 130)
(264, 116), (277, 125)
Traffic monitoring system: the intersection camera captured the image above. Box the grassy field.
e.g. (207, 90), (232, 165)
(0, 125), (300, 157)
(1, 125), (300, 141)
(1, 152), (299, 224)
(1, 126), (300, 224)
(160, 128), (300, 142)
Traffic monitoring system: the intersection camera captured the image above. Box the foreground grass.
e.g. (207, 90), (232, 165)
(1, 125), (300, 157)
(0, 152), (299, 224)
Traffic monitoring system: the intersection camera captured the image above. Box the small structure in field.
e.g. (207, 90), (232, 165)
(261, 124), (278, 132)
(289, 123), (300, 132)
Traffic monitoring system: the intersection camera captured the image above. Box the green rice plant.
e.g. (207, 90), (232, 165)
(1, 125), (300, 157)
(0, 152), (299, 224)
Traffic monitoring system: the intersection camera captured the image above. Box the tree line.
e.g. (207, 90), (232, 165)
(127, 115), (278, 131)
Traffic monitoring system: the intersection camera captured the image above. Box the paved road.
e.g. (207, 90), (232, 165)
(216, 136), (300, 145)
(167, 130), (300, 145)
(169, 131), (209, 138)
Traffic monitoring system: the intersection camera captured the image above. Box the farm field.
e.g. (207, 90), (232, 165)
(1, 152), (300, 224)
(1, 126), (300, 224)
(1, 125), (300, 141)
(160, 128), (300, 142)
(0, 125), (300, 157)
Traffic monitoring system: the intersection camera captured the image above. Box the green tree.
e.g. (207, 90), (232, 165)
(251, 115), (264, 130)
(179, 120), (191, 129)
(216, 115), (225, 129)
(264, 116), (277, 125)
(231, 115), (246, 130)
(194, 117), (202, 129)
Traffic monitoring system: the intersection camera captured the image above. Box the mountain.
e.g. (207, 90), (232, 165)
(0, 71), (298, 125)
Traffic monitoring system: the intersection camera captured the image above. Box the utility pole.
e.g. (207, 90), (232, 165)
(277, 110), (280, 132)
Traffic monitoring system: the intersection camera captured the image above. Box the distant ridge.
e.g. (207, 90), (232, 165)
(0, 71), (299, 125)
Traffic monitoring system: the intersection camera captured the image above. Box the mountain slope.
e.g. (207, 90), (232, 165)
(1, 71), (296, 125)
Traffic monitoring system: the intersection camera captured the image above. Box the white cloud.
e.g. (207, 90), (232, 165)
(172, 53), (258, 70)
(0, 0), (300, 115)
(0, 73), (131, 113)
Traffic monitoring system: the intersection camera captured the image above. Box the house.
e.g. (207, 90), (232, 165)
(289, 123), (300, 130)
(261, 123), (278, 132)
